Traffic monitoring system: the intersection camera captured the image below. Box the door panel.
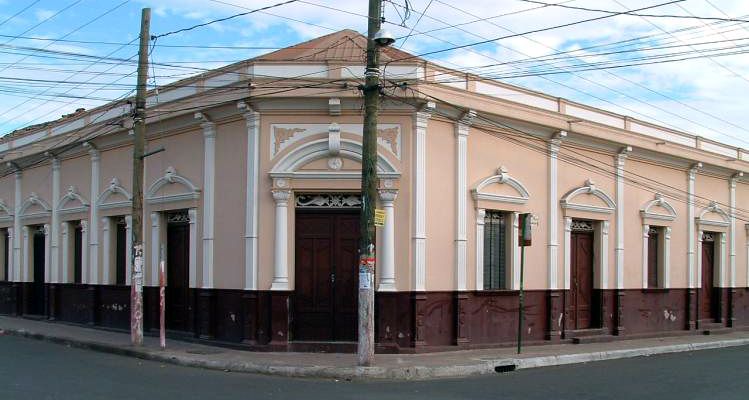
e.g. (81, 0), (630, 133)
(294, 212), (359, 342)
(31, 227), (45, 315)
(571, 231), (594, 330)
(701, 239), (715, 321)
(166, 221), (190, 332)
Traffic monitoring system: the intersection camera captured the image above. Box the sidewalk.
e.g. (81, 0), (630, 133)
(1, 316), (748, 381)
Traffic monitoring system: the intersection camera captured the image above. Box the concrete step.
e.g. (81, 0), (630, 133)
(572, 335), (615, 344)
(566, 328), (607, 338)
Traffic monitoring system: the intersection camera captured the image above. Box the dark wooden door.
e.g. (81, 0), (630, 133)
(73, 223), (83, 284)
(31, 226), (45, 315)
(294, 212), (360, 342)
(648, 229), (659, 288)
(115, 219), (127, 285)
(571, 231), (594, 330)
(166, 220), (190, 332)
(701, 237), (716, 321)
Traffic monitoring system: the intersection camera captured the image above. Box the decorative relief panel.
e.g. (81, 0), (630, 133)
(295, 193), (362, 209)
(271, 124), (401, 159)
(570, 219), (594, 232)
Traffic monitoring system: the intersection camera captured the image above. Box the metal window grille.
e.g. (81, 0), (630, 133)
(483, 210), (506, 290)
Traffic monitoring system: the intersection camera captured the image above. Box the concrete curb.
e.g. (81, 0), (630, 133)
(2, 326), (749, 381)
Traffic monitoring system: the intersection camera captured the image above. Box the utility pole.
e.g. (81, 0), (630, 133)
(131, 7), (151, 347)
(358, 0), (384, 366)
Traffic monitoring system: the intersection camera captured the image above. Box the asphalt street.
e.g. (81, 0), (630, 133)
(1, 334), (747, 400)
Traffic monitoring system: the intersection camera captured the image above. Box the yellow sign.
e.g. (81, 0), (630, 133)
(374, 209), (386, 227)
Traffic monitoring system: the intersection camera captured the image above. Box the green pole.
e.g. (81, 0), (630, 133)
(517, 215), (527, 354)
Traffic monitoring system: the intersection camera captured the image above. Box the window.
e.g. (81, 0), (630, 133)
(647, 227), (659, 288)
(483, 210), (507, 290)
(73, 221), (83, 284)
(115, 217), (127, 285)
(1, 228), (8, 281)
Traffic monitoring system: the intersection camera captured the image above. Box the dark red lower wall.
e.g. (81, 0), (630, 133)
(2, 282), (749, 353)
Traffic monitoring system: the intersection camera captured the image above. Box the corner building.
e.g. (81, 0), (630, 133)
(0, 30), (748, 352)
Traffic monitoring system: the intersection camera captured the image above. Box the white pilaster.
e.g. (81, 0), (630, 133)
(696, 229), (704, 289)
(475, 209), (485, 290)
(663, 227), (671, 289)
(377, 189), (397, 291)
(598, 220), (610, 289)
(43, 224), (50, 283)
(413, 102), (434, 291)
(642, 224), (650, 289)
(150, 212), (160, 287)
(241, 104), (260, 290)
(729, 174), (740, 287)
(563, 217), (572, 290)
(454, 109), (474, 291)
(510, 212), (520, 290)
(88, 147), (100, 284)
(80, 220), (88, 284)
(548, 132), (565, 290)
(615, 147), (630, 289)
(6, 229), (13, 282)
(125, 215), (132, 286)
(60, 223), (69, 282)
(687, 164), (700, 288)
(51, 158), (60, 283)
(13, 171), (22, 282)
(271, 189), (291, 290)
(21, 226), (29, 282)
(101, 217), (111, 284)
(188, 208), (198, 288)
(199, 118), (216, 289)
(718, 232), (727, 287)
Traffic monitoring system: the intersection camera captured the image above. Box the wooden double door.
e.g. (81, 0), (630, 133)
(294, 212), (360, 342)
(700, 233), (719, 322)
(569, 229), (595, 330)
(30, 226), (46, 315)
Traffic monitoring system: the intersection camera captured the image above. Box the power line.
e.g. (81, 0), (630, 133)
(0, 0), (41, 28)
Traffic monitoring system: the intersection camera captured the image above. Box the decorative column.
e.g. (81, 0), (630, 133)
(13, 170), (21, 282)
(43, 224), (50, 283)
(197, 114), (216, 289)
(728, 175), (740, 326)
(6, 229), (13, 283)
(125, 215), (132, 286)
(150, 212), (160, 286)
(563, 217), (572, 290)
(188, 209), (198, 288)
(599, 220), (610, 290)
(641, 224), (650, 289)
(546, 133), (565, 341)
(60, 223), (69, 282)
(615, 147), (630, 289)
(50, 158), (60, 283)
(663, 227), (672, 289)
(85, 144), (100, 284)
(454, 110), (474, 291)
(271, 189), (291, 290)
(412, 102), (434, 292)
(377, 189), (397, 291)
(475, 209), (485, 290)
(80, 221), (89, 284)
(240, 102), (260, 291)
(21, 226), (29, 282)
(101, 217), (111, 284)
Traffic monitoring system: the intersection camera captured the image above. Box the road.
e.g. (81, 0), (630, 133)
(0, 334), (747, 399)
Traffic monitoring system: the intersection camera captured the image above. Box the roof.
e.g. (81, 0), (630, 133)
(256, 29), (415, 63)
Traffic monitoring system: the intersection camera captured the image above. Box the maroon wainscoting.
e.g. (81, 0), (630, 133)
(213, 289), (244, 343)
(0, 281), (18, 315)
(733, 288), (749, 327)
(620, 289), (688, 335)
(374, 291), (412, 352)
(55, 284), (96, 325)
(467, 290), (547, 346)
(97, 285), (130, 330)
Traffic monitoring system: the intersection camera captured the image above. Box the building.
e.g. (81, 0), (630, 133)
(0, 30), (747, 352)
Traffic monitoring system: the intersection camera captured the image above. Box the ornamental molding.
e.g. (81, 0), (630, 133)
(471, 165), (530, 205)
(570, 219), (595, 232)
(696, 201), (730, 228)
(57, 186), (90, 215)
(560, 179), (615, 214)
(295, 193), (362, 209)
(640, 193), (677, 221)
(97, 177), (132, 210)
(146, 166), (201, 205)
(270, 123), (402, 159)
(269, 137), (400, 181)
(0, 199), (12, 223)
(19, 192), (51, 219)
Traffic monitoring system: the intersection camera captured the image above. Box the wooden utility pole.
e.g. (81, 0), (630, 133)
(130, 7), (151, 347)
(358, 0), (383, 366)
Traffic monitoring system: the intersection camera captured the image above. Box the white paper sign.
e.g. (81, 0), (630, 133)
(359, 272), (372, 290)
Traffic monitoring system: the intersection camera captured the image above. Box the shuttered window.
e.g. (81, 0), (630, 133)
(483, 210), (506, 290)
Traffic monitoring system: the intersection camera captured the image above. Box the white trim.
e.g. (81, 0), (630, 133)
(641, 225), (672, 289)
(697, 229), (704, 289)
(242, 107), (260, 290)
(101, 217), (111, 284)
(0, 199), (13, 223)
(560, 179), (616, 214)
(718, 231), (727, 287)
(413, 104), (433, 291)
(471, 166), (531, 205)
(696, 202), (730, 229)
(663, 227), (671, 289)
(641, 224), (649, 289)
(43, 224), (50, 283)
(615, 149), (629, 290)
(188, 209), (198, 288)
(19, 193), (52, 220)
(21, 226), (29, 282)
(5, 229), (13, 282)
(201, 120), (216, 289)
(145, 166), (201, 205)
(377, 189), (397, 291)
(509, 212), (520, 290)
(60, 222), (69, 283)
(13, 172), (21, 282)
(97, 178), (132, 210)
(563, 217), (572, 290)
(89, 148), (100, 285)
(150, 212), (160, 286)
(475, 209), (486, 290)
(271, 189), (291, 290)
(50, 159), (59, 283)
(455, 111), (473, 291)
(57, 186), (90, 216)
(80, 221), (89, 284)
(729, 176), (738, 287)
(640, 193), (678, 221)
(548, 135), (563, 290)
(687, 165), (698, 288)
(125, 215), (132, 286)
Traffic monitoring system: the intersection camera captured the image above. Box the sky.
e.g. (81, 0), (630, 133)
(0, 0), (748, 149)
